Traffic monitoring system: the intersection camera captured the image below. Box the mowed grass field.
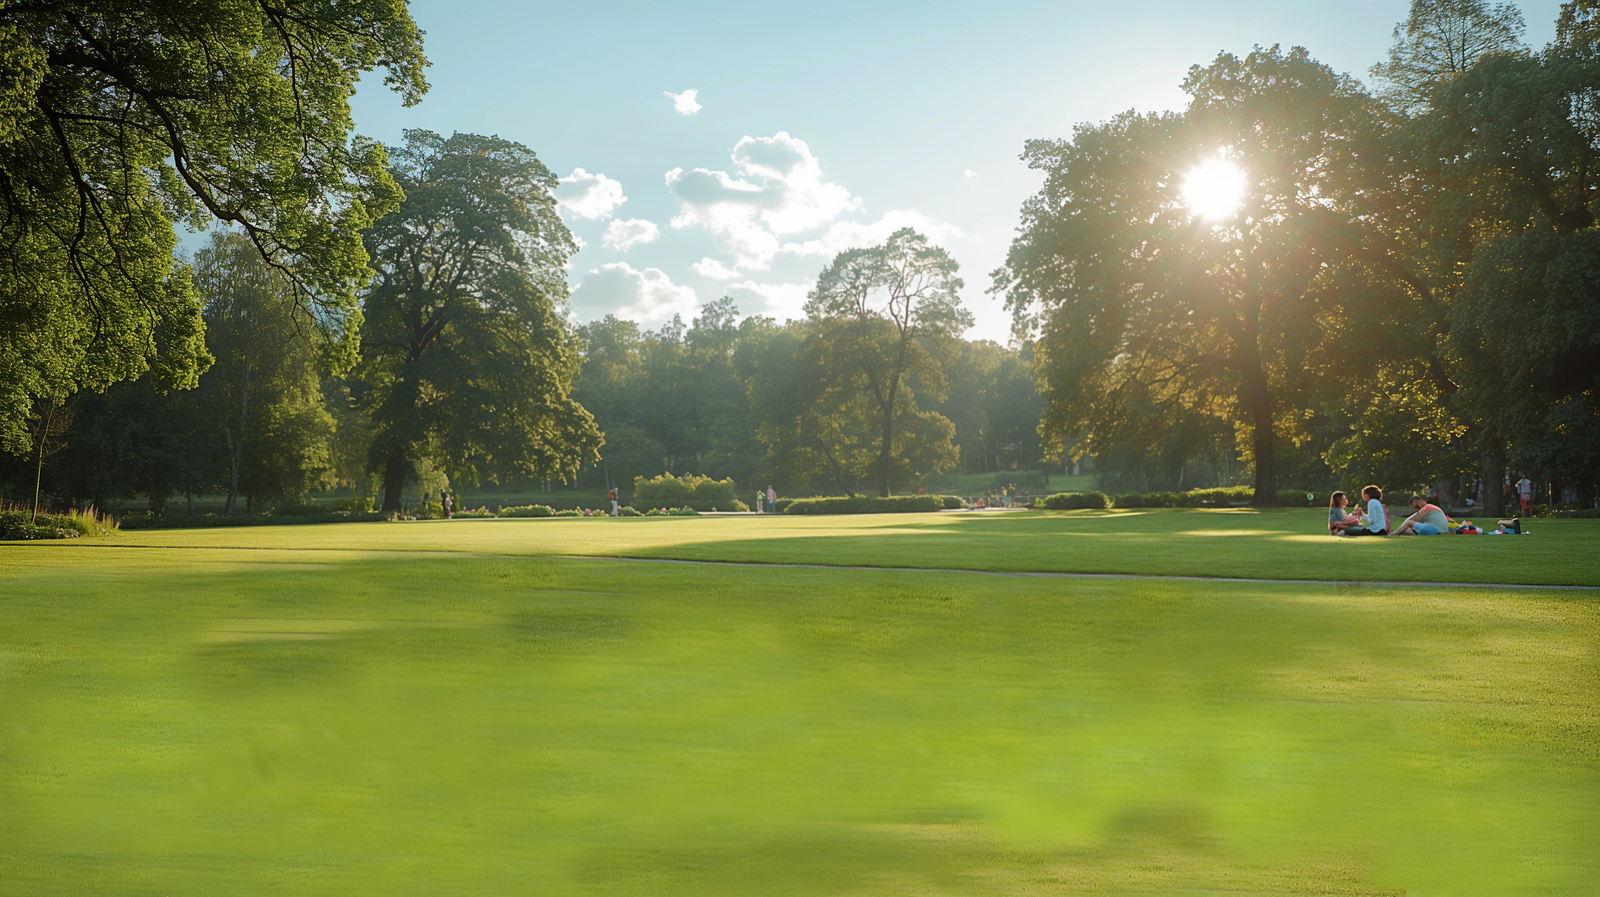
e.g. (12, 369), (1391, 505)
(2, 511), (1597, 895)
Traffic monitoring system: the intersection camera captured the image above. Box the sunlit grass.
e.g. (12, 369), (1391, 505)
(2, 519), (1596, 894)
(93, 508), (1600, 586)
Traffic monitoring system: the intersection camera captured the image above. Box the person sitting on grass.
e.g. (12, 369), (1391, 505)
(1493, 517), (1523, 534)
(1392, 494), (1450, 535)
(1328, 491), (1361, 535)
(1342, 485), (1390, 536)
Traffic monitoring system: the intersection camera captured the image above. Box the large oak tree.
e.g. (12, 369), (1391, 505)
(359, 131), (600, 512)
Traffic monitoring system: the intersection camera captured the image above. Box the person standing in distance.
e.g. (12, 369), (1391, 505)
(608, 486), (619, 517)
(766, 485), (777, 514)
(1517, 474), (1533, 516)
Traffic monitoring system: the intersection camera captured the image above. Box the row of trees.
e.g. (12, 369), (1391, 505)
(6, 223), (1049, 511)
(992, 0), (1600, 511)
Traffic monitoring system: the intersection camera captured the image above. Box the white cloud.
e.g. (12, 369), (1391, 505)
(602, 218), (660, 251)
(570, 262), (699, 324)
(723, 280), (812, 322)
(690, 257), (740, 280)
(665, 89), (701, 115)
(554, 168), (626, 220)
(666, 131), (861, 270)
(963, 169), (979, 182)
(780, 209), (965, 258)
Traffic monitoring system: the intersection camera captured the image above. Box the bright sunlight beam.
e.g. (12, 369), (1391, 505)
(1182, 158), (1247, 221)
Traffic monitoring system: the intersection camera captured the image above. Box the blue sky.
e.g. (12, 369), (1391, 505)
(349, 0), (1563, 341)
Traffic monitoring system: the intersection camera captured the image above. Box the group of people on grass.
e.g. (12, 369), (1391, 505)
(1328, 485), (1522, 537)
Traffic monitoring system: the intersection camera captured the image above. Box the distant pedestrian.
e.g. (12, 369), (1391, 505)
(441, 490), (453, 519)
(608, 487), (619, 517)
(766, 485), (777, 514)
(1517, 475), (1533, 515)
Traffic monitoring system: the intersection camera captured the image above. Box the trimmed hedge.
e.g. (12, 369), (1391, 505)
(499, 504), (555, 518)
(1110, 487), (1317, 508)
(783, 495), (946, 515)
(1034, 491), (1113, 510)
(644, 507), (700, 516)
(633, 473), (749, 512)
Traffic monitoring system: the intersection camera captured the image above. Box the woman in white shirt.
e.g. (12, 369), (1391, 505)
(1343, 485), (1390, 536)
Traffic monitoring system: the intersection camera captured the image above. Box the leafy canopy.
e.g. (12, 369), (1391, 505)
(0, 0), (427, 452)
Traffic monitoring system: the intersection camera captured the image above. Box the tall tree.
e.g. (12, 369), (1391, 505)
(360, 131), (601, 512)
(994, 46), (1397, 505)
(804, 228), (970, 497)
(1370, 0), (1526, 112)
(0, 0), (427, 453)
(193, 232), (335, 514)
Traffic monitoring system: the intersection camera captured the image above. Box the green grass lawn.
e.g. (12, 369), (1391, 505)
(105, 507), (1600, 586)
(2, 514), (1597, 894)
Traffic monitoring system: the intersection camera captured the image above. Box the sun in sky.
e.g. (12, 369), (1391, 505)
(1182, 157), (1248, 222)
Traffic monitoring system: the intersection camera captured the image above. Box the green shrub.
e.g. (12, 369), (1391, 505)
(617, 506), (643, 517)
(499, 504), (555, 518)
(938, 495), (964, 509)
(772, 498), (796, 514)
(632, 473), (743, 512)
(643, 507), (701, 517)
(453, 507), (496, 518)
(783, 495), (945, 515)
(1036, 491), (1113, 510)
(0, 507), (115, 539)
(553, 508), (583, 517)
(1111, 491), (1182, 508)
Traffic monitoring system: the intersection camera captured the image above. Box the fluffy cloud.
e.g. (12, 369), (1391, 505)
(602, 218), (660, 251)
(554, 168), (626, 220)
(570, 263), (698, 324)
(665, 89), (701, 115)
(690, 257), (740, 280)
(780, 209), (965, 258)
(723, 280), (812, 321)
(963, 169), (979, 182)
(666, 132), (861, 270)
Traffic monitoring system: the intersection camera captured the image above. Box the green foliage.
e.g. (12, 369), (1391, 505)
(632, 472), (746, 512)
(801, 229), (971, 497)
(1370, 0), (1527, 112)
(1035, 491), (1113, 510)
(617, 505), (643, 517)
(995, 46), (1394, 507)
(782, 495), (946, 515)
(0, 505), (114, 540)
(195, 233), (337, 514)
(0, 0), (427, 452)
(499, 505), (556, 518)
(1109, 487), (1315, 508)
(643, 507), (701, 516)
(360, 131), (602, 512)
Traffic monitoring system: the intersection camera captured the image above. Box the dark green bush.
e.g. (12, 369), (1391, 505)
(499, 504), (555, 518)
(633, 473), (747, 512)
(643, 506), (700, 517)
(617, 506), (643, 517)
(772, 498), (796, 514)
(1110, 491), (1183, 508)
(0, 512), (78, 540)
(1035, 491), (1112, 510)
(783, 495), (945, 515)
(938, 495), (964, 509)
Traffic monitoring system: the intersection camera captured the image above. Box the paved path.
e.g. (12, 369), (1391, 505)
(570, 555), (1600, 591)
(41, 542), (1600, 590)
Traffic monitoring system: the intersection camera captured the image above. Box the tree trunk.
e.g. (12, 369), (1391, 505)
(223, 359), (250, 517)
(1243, 363), (1278, 506)
(875, 382), (899, 498)
(382, 451), (407, 513)
(1480, 444), (1505, 517)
